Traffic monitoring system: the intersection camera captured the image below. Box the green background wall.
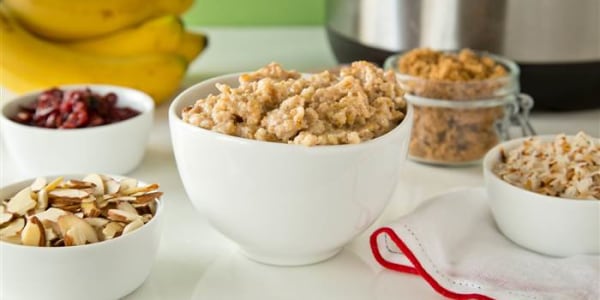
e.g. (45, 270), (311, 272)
(183, 0), (326, 26)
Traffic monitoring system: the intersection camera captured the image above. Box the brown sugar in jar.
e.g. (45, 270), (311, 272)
(385, 48), (525, 165)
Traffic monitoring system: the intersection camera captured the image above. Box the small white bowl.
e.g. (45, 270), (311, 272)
(0, 85), (154, 177)
(0, 175), (164, 300)
(169, 73), (413, 266)
(483, 136), (600, 257)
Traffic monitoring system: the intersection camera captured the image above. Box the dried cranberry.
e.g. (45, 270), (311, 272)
(12, 87), (139, 129)
(45, 112), (58, 128)
(39, 88), (63, 102)
(60, 110), (89, 129)
(34, 95), (60, 119)
(88, 113), (105, 127)
(19, 102), (37, 113)
(104, 93), (117, 106)
(11, 111), (32, 123)
(109, 107), (139, 122)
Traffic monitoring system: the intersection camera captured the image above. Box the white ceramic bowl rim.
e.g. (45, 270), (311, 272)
(0, 178), (164, 252)
(483, 134), (600, 204)
(0, 84), (155, 133)
(169, 72), (413, 153)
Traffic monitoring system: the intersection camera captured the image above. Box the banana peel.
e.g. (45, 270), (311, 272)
(3, 0), (193, 41)
(63, 15), (208, 64)
(176, 31), (209, 63)
(64, 15), (185, 56)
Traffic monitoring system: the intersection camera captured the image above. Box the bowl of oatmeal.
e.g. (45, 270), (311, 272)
(385, 48), (535, 166)
(483, 132), (599, 257)
(169, 62), (412, 265)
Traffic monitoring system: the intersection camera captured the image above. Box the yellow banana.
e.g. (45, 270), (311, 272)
(64, 15), (184, 57)
(176, 31), (209, 63)
(3, 0), (193, 41)
(0, 6), (187, 104)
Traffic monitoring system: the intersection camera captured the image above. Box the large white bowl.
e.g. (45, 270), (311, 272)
(0, 175), (164, 300)
(0, 85), (154, 177)
(169, 73), (413, 265)
(483, 135), (600, 257)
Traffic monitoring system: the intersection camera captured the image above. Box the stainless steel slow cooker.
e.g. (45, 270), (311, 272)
(326, 0), (600, 110)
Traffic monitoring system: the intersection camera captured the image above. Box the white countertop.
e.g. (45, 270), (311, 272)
(1, 27), (599, 300)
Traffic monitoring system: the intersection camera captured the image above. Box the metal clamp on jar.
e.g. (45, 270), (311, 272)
(384, 51), (535, 166)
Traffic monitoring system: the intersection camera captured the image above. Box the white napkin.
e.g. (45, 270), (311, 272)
(370, 188), (600, 300)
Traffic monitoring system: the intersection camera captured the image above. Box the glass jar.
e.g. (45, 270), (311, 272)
(384, 52), (535, 166)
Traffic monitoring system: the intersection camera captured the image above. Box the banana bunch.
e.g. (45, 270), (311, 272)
(0, 0), (207, 104)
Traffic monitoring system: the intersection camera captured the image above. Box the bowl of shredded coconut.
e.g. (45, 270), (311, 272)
(483, 132), (599, 256)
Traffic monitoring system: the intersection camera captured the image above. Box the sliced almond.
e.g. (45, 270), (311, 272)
(59, 180), (94, 189)
(141, 214), (153, 223)
(83, 174), (105, 196)
(6, 187), (37, 216)
(45, 176), (64, 192)
(105, 180), (120, 195)
(0, 211), (14, 226)
(107, 209), (140, 223)
(1, 234), (22, 244)
(118, 178), (138, 193)
(57, 215), (98, 243)
(107, 196), (136, 203)
(84, 217), (109, 228)
(135, 204), (152, 215)
(0, 217), (25, 238)
(30, 177), (47, 192)
(122, 218), (144, 235)
(33, 207), (68, 224)
(50, 196), (84, 204)
(134, 192), (163, 205)
(102, 222), (124, 240)
(49, 189), (90, 198)
(21, 216), (46, 247)
(122, 183), (159, 196)
(96, 196), (110, 209)
(36, 188), (49, 211)
(52, 239), (65, 247)
(148, 201), (157, 215)
(64, 226), (87, 246)
(60, 204), (81, 213)
(45, 228), (58, 244)
(117, 202), (138, 215)
(81, 201), (101, 217)
(81, 196), (96, 203)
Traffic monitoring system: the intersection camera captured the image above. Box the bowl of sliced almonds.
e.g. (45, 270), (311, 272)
(0, 173), (164, 300)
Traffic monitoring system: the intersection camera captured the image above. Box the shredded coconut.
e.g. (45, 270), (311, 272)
(494, 132), (600, 200)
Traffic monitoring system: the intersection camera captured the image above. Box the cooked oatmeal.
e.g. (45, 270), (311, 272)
(494, 132), (600, 200)
(182, 62), (407, 146)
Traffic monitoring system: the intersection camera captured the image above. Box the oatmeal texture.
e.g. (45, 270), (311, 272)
(397, 48), (509, 163)
(494, 132), (600, 200)
(182, 62), (407, 146)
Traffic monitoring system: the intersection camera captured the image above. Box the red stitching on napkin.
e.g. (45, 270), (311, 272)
(370, 227), (494, 300)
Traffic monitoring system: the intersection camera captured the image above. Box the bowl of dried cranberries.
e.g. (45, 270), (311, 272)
(0, 85), (154, 176)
